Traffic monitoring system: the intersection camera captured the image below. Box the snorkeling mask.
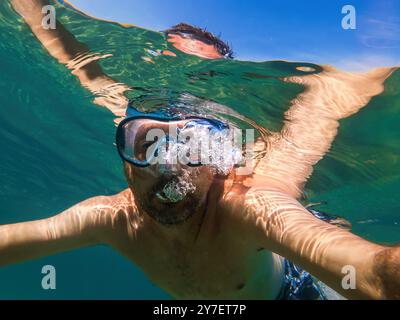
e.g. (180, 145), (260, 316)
(116, 102), (230, 168)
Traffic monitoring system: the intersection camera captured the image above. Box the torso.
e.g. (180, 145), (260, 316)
(107, 189), (284, 299)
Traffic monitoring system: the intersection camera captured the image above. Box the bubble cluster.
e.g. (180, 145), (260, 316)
(161, 168), (198, 203)
(154, 120), (244, 175)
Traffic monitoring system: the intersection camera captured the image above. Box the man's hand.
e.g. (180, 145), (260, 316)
(374, 246), (400, 299)
(226, 186), (399, 299)
(0, 190), (136, 266)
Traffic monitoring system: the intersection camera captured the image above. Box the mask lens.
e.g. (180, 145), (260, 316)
(118, 118), (178, 167)
(117, 117), (229, 167)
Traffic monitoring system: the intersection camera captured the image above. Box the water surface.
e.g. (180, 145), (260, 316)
(0, 1), (399, 298)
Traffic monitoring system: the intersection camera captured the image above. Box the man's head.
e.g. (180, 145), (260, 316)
(117, 113), (245, 226)
(165, 23), (233, 59)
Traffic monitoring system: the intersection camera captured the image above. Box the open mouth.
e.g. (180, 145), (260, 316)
(151, 178), (175, 203)
(155, 190), (178, 203)
(151, 170), (197, 205)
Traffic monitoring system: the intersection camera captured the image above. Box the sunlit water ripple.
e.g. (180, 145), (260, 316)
(0, 1), (399, 298)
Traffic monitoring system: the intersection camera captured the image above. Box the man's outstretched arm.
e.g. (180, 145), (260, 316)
(253, 67), (397, 198)
(10, 0), (129, 117)
(0, 195), (120, 266)
(228, 187), (400, 299)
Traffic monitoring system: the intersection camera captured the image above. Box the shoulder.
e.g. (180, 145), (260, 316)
(220, 184), (299, 232)
(222, 183), (296, 215)
(79, 189), (143, 243)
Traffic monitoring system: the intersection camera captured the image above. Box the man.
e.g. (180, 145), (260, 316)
(3, 0), (400, 299)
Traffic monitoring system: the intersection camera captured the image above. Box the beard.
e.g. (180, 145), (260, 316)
(137, 168), (207, 226)
(143, 192), (203, 225)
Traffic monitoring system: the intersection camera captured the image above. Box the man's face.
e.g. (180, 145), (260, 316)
(167, 33), (223, 59)
(118, 117), (242, 225)
(124, 161), (215, 225)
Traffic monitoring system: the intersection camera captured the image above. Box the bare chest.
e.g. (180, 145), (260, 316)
(115, 232), (280, 299)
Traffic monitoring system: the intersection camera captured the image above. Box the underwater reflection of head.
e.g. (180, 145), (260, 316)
(116, 103), (243, 225)
(165, 23), (234, 60)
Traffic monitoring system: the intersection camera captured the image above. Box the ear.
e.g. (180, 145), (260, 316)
(123, 162), (134, 183)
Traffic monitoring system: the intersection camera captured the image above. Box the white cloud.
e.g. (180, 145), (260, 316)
(359, 18), (400, 49)
(332, 54), (400, 72)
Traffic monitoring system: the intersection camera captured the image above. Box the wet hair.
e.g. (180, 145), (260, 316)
(165, 23), (234, 59)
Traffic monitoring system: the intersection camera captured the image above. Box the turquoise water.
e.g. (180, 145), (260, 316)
(0, 1), (399, 298)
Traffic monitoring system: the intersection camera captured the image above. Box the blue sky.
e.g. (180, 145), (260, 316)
(70, 0), (399, 70)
